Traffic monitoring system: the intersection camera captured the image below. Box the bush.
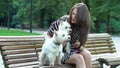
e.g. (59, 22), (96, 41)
(110, 18), (120, 34)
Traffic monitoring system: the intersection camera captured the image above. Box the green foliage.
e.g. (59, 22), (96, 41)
(110, 18), (120, 32)
(0, 0), (8, 16)
(10, 0), (85, 28)
(0, 0), (120, 34)
(90, 0), (120, 19)
(12, 0), (30, 24)
(90, 0), (120, 33)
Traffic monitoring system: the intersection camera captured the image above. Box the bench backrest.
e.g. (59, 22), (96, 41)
(0, 36), (44, 68)
(0, 33), (116, 68)
(86, 33), (116, 55)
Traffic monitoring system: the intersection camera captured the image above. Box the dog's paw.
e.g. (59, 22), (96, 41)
(39, 62), (43, 67)
(50, 63), (54, 66)
(65, 44), (71, 53)
(58, 62), (62, 65)
(66, 50), (70, 53)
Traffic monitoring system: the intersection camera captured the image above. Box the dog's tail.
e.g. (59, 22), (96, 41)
(96, 58), (110, 68)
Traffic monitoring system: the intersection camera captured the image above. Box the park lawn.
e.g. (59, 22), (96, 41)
(0, 29), (40, 36)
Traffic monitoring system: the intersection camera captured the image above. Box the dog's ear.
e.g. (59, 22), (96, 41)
(58, 22), (63, 29)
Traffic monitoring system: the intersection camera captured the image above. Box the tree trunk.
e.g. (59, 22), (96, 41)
(106, 11), (110, 33)
(39, 9), (45, 28)
(94, 20), (99, 32)
(29, 0), (33, 33)
(7, 0), (10, 30)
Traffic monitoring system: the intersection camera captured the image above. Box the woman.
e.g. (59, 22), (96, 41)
(47, 3), (91, 68)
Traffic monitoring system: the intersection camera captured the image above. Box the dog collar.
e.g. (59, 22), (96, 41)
(53, 41), (60, 46)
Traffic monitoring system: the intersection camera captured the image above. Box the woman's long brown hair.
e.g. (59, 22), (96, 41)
(69, 3), (91, 45)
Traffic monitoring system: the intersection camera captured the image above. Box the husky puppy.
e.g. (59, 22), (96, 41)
(39, 30), (71, 66)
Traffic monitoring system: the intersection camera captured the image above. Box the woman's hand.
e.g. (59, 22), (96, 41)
(79, 46), (84, 50)
(73, 40), (80, 48)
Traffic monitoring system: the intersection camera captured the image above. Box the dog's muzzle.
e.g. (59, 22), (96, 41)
(69, 29), (72, 34)
(68, 36), (71, 41)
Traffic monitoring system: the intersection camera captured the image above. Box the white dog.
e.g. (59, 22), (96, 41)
(39, 30), (70, 66)
(58, 20), (72, 34)
(58, 20), (72, 53)
(44, 20), (72, 53)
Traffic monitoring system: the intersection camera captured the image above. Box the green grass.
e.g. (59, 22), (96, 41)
(0, 29), (40, 36)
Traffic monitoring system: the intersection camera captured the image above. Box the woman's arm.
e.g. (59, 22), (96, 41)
(46, 32), (52, 38)
(47, 15), (69, 37)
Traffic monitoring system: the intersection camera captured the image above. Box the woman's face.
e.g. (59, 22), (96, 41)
(71, 8), (77, 24)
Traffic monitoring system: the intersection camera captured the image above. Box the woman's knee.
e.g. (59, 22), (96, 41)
(65, 54), (85, 64)
(73, 54), (85, 63)
(80, 49), (92, 60)
(81, 49), (91, 56)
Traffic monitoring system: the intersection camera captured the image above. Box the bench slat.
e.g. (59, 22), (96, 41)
(5, 54), (38, 59)
(0, 41), (43, 46)
(91, 50), (116, 54)
(2, 45), (42, 50)
(88, 47), (116, 51)
(9, 63), (39, 68)
(6, 58), (38, 64)
(3, 49), (41, 55)
(87, 38), (112, 41)
(86, 44), (114, 47)
(10, 64), (74, 68)
(86, 40), (113, 44)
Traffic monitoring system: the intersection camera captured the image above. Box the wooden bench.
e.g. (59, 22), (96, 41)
(0, 33), (120, 68)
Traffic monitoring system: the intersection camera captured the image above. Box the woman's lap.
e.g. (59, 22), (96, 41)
(61, 48), (91, 64)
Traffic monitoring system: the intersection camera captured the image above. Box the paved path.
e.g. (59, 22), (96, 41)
(0, 29), (120, 68)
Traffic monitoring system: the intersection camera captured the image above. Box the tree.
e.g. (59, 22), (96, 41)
(89, 0), (120, 33)
(11, 0), (85, 28)
(0, 0), (10, 27)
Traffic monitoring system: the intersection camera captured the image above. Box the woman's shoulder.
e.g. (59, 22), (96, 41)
(61, 15), (69, 18)
(51, 15), (69, 25)
(60, 15), (69, 20)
